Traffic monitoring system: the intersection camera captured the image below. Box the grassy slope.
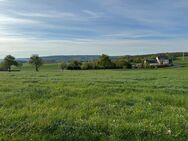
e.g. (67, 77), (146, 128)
(0, 58), (187, 141)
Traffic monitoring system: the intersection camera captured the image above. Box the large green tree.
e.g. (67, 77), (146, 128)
(29, 55), (43, 72)
(98, 54), (114, 69)
(3, 55), (18, 72)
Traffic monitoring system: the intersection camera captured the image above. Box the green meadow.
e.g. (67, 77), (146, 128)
(0, 58), (187, 141)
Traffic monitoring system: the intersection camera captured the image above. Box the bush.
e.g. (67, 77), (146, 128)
(114, 59), (132, 69)
(81, 62), (93, 70)
(67, 60), (82, 70)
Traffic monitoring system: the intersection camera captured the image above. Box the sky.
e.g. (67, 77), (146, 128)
(0, 0), (188, 58)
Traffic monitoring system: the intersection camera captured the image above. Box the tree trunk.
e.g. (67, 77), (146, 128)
(8, 66), (11, 72)
(36, 66), (39, 72)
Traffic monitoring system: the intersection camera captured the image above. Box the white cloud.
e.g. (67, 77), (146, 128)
(0, 14), (42, 24)
(82, 10), (102, 18)
(13, 11), (76, 18)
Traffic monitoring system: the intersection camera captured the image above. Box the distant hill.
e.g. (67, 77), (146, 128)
(16, 52), (188, 63)
(128, 52), (188, 58)
(17, 55), (101, 63)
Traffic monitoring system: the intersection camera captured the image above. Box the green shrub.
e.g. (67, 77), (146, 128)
(67, 60), (82, 70)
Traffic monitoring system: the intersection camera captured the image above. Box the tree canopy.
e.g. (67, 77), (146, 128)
(29, 55), (43, 72)
(3, 55), (18, 72)
(98, 54), (114, 69)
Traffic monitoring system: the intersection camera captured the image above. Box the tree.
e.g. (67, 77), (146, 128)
(114, 58), (132, 69)
(67, 60), (81, 70)
(3, 55), (18, 72)
(81, 62), (93, 70)
(60, 62), (67, 71)
(29, 55), (43, 72)
(98, 54), (114, 69)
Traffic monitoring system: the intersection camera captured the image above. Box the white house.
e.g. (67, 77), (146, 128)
(145, 56), (173, 67)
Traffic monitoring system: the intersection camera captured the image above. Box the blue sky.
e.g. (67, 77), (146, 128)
(0, 0), (188, 58)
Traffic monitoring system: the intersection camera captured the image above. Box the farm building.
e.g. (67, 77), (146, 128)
(144, 56), (173, 67)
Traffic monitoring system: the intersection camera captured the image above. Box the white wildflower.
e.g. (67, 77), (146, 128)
(167, 129), (171, 135)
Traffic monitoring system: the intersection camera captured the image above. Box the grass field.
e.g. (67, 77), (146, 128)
(0, 58), (187, 141)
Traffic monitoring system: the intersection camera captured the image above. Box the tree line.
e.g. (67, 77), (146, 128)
(0, 53), (178, 72)
(60, 54), (132, 70)
(0, 54), (133, 72)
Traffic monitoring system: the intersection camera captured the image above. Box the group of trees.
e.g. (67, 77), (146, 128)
(60, 54), (132, 71)
(0, 54), (132, 72)
(0, 55), (43, 72)
(0, 53), (177, 72)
